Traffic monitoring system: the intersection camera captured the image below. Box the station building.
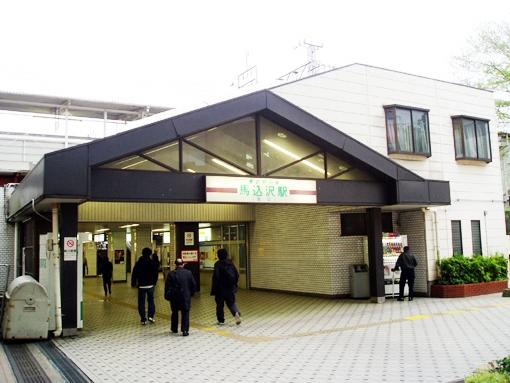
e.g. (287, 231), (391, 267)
(5, 64), (507, 334)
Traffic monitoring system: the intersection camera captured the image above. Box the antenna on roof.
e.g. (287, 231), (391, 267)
(277, 40), (333, 82)
(234, 51), (258, 89)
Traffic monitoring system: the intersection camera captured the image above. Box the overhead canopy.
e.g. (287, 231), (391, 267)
(7, 90), (450, 221)
(0, 90), (171, 121)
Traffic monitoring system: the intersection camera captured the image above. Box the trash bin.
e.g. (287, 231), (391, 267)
(2, 275), (50, 340)
(350, 264), (370, 298)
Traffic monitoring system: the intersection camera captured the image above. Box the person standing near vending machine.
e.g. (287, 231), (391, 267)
(392, 246), (418, 301)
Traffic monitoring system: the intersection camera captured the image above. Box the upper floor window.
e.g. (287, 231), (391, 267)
(451, 116), (491, 162)
(384, 105), (431, 157)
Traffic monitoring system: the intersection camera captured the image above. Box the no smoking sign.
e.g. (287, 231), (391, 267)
(64, 237), (77, 251)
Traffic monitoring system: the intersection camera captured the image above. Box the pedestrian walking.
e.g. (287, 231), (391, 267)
(102, 256), (113, 301)
(392, 246), (418, 301)
(131, 247), (158, 325)
(164, 258), (196, 336)
(211, 248), (242, 325)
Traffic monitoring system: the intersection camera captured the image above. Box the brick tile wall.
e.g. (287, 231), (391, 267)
(398, 210), (428, 293)
(249, 205), (366, 296)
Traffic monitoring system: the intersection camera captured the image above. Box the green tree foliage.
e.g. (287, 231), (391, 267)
(456, 23), (510, 122)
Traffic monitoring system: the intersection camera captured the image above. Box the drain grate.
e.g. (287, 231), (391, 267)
(2, 343), (52, 383)
(39, 341), (92, 383)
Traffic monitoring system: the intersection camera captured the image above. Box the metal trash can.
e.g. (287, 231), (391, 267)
(350, 264), (370, 298)
(2, 275), (50, 340)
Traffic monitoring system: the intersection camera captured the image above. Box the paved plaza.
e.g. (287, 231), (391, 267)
(2, 277), (510, 382)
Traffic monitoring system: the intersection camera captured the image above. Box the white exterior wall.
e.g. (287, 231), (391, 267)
(273, 64), (509, 282)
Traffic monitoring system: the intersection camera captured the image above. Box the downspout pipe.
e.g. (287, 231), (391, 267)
(52, 205), (63, 337)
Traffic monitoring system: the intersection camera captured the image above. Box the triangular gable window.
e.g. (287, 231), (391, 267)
(97, 116), (377, 180)
(100, 155), (169, 172)
(182, 142), (248, 175)
(260, 117), (320, 175)
(185, 117), (256, 173)
(143, 141), (180, 171)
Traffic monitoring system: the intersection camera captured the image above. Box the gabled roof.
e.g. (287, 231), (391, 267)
(87, 89), (423, 182)
(8, 89), (450, 220)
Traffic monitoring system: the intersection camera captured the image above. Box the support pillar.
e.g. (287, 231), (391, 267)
(59, 203), (78, 333)
(175, 223), (200, 292)
(367, 208), (385, 303)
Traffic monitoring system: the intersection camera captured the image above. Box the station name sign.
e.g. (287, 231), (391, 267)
(205, 176), (317, 204)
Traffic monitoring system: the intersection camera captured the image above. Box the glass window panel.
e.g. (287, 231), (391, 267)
(396, 109), (413, 152)
(333, 168), (375, 181)
(101, 155), (169, 171)
(260, 117), (320, 174)
(326, 154), (351, 178)
(385, 108), (397, 152)
(471, 220), (482, 255)
(270, 153), (325, 179)
(186, 117), (256, 173)
(143, 141), (179, 170)
(463, 119), (477, 158)
(412, 110), (430, 154)
(453, 118), (464, 158)
(475, 121), (490, 160)
(451, 220), (463, 255)
(182, 142), (248, 175)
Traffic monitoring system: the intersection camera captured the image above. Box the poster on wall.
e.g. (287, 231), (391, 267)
(184, 232), (194, 246)
(114, 250), (125, 264)
(181, 250), (198, 263)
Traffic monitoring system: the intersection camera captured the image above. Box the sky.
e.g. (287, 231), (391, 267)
(1, 0), (510, 111)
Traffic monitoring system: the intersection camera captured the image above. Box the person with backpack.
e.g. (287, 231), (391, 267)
(164, 258), (196, 336)
(211, 248), (242, 325)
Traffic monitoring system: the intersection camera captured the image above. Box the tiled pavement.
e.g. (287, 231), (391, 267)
(17, 277), (510, 382)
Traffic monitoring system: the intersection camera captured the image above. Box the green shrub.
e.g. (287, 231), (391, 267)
(492, 356), (510, 376)
(437, 254), (508, 285)
(465, 371), (510, 383)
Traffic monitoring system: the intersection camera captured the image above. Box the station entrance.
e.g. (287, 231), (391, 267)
(7, 89), (450, 335)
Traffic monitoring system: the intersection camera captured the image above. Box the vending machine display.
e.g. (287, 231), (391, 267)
(382, 233), (408, 297)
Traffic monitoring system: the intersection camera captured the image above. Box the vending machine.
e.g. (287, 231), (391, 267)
(382, 233), (408, 297)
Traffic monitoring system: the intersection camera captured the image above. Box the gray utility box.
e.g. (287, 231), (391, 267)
(350, 264), (370, 299)
(2, 275), (50, 340)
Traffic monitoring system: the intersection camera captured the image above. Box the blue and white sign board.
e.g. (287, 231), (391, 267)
(206, 176), (317, 204)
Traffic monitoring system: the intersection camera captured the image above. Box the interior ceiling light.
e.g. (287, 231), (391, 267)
(186, 168), (196, 173)
(277, 132), (287, 138)
(262, 139), (326, 174)
(122, 159), (148, 169)
(211, 158), (248, 175)
(145, 142), (178, 155)
(119, 224), (140, 229)
(95, 228), (110, 233)
(114, 156), (139, 166)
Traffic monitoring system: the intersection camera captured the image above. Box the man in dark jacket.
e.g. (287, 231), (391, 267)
(131, 247), (158, 325)
(392, 246), (418, 301)
(102, 256), (113, 301)
(211, 248), (241, 325)
(164, 258), (196, 336)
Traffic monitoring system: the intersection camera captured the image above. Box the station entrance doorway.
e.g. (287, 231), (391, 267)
(78, 220), (250, 294)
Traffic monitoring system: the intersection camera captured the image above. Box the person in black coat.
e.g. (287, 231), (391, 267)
(211, 248), (242, 325)
(164, 258), (196, 336)
(102, 256), (113, 301)
(131, 247), (159, 325)
(392, 246), (418, 301)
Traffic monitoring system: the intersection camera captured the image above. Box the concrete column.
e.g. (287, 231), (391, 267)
(108, 231), (127, 282)
(367, 208), (385, 303)
(133, 227), (152, 264)
(59, 203), (78, 332)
